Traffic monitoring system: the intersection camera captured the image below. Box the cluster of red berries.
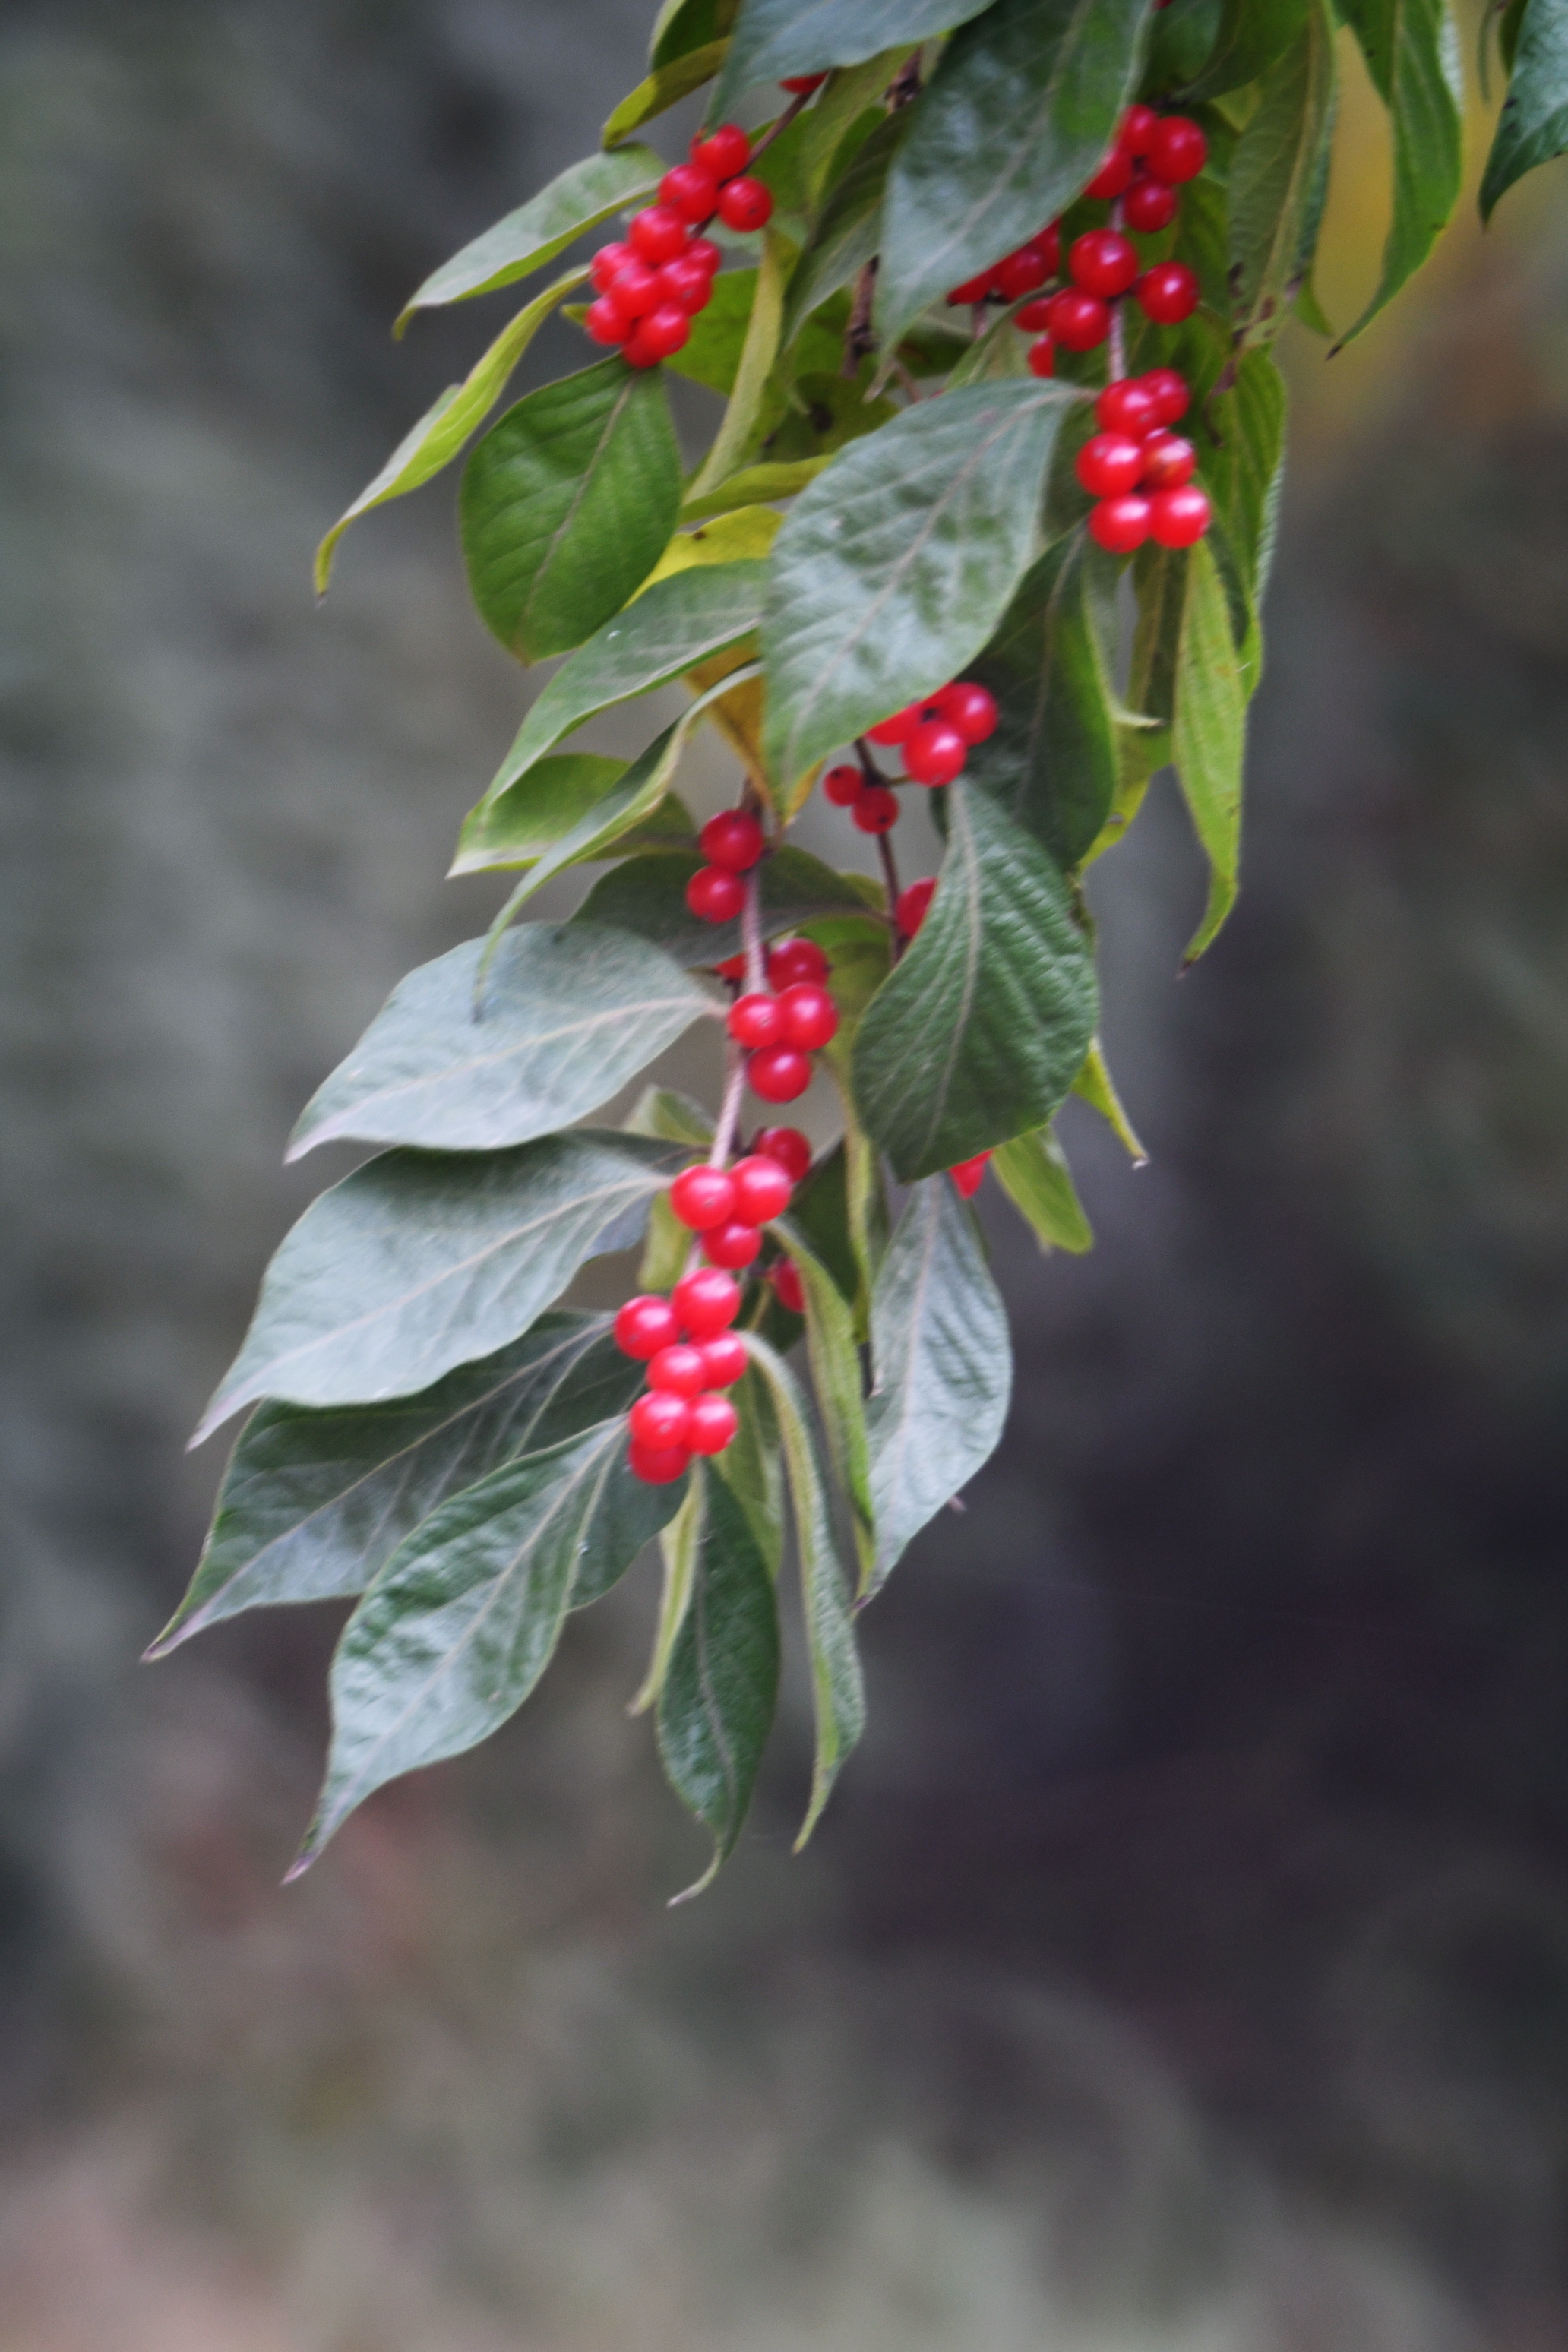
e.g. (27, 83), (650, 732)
(819, 680), (999, 836)
(684, 807), (767, 925)
(614, 1127), (812, 1481)
(726, 937), (839, 1104)
(583, 124), (773, 368)
(1078, 368), (1210, 552)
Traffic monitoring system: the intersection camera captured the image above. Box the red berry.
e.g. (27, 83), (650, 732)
(1139, 367), (1190, 427)
(895, 877), (936, 939)
(823, 762), (864, 807)
(728, 991), (785, 1049)
(1026, 334), (1056, 378)
(1140, 430), (1197, 489)
(704, 1219), (763, 1270)
(628, 1440), (691, 1484)
(648, 1343), (707, 1398)
(934, 681), (998, 744)
(717, 177), (773, 232)
(1050, 289), (1111, 352)
(1118, 103), (1159, 157)
(584, 296), (627, 346)
(590, 242), (633, 292)
(994, 242), (1052, 299)
(631, 1389), (692, 1450)
(1037, 222), (1062, 275)
(1136, 261), (1199, 324)
(769, 1260), (806, 1315)
(1083, 148), (1133, 201)
(1147, 115), (1207, 185)
(1069, 228), (1139, 299)
(754, 1126), (812, 1182)
(661, 163), (719, 223)
(1096, 378), (1159, 436)
(602, 258), (660, 324)
(686, 236), (722, 277)
(672, 1266), (741, 1338)
(748, 1045), (812, 1102)
(1123, 173), (1179, 234)
(946, 271), (996, 306)
(1149, 484), (1212, 547)
(778, 982), (838, 1051)
(903, 718), (968, 786)
(1016, 297), (1056, 332)
(700, 808), (765, 872)
(615, 1294), (679, 1360)
(623, 302), (691, 365)
(779, 73), (827, 93)
(699, 1332), (748, 1388)
(687, 1393), (739, 1454)
(949, 1152), (991, 1198)
(729, 1154), (792, 1224)
(692, 123), (750, 179)
(670, 1164), (738, 1231)
(656, 254), (716, 314)
(714, 952), (748, 980)
(1076, 431), (1146, 498)
(866, 704), (922, 744)
(767, 937), (829, 988)
(853, 782), (901, 830)
(685, 865), (746, 922)
(1089, 494), (1152, 554)
(628, 206), (689, 265)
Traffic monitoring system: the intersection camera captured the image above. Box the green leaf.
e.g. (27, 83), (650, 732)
(876, 0), (1153, 345)
(1173, 536), (1247, 963)
(150, 1314), (641, 1653)
(1175, 0), (1306, 100)
(451, 758), (694, 877)
(773, 1219), (874, 1583)
(864, 1178), (1010, 1598)
(626, 1085), (715, 1149)
(761, 374), (900, 463)
(713, 0), (994, 112)
(991, 1127), (1094, 1253)
(780, 112), (909, 350)
(1203, 349), (1288, 619)
(287, 925), (715, 1159)
(684, 228), (788, 501)
(1228, 0), (1339, 346)
(962, 536), (1121, 871)
(631, 1475), (703, 1713)
(852, 782), (1098, 1181)
(679, 457), (831, 521)
(460, 359), (681, 662)
(762, 379), (1080, 791)
(742, 1334), (864, 1847)
(1481, 0), (1568, 214)
(573, 842), (874, 968)
(479, 561), (769, 801)
(794, 51), (915, 206)
(316, 268), (586, 594)
(1073, 1036), (1148, 1163)
(194, 1131), (681, 1440)
(292, 1421), (681, 1873)
(714, 1364), (786, 1576)
(656, 1466), (780, 1895)
(397, 147), (665, 329)
(664, 269), (765, 398)
(1500, 0), (1531, 75)
(786, 1138), (865, 1314)
(651, 0), (739, 70)
(1336, 0), (1462, 340)
(604, 40), (728, 145)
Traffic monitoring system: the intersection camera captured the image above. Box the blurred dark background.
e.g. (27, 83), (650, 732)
(5, 2), (1568, 2344)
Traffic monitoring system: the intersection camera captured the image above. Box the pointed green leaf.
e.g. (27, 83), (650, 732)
(292, 1421), (681, 1871)
(651, 0), (739, 69)
(864, 1178), (1010, 1597)
(631, 1475), (703, 1712)
(679, 457), (831, 522)
(194, 1131), (681, 1440)
(877, 0), (1154, 345)
(451, 759), (694, 877)
(626, 1085), (715, 1149)
(713, 0), (994, 112)
(1228, 0), (1339, 346)
(1337, 0), (1462, 340)
(685, 228), (788, 501)
(1175, 0), (1306, 100)
(1481, 0), (1568, 214)
(657, 1466), (780, 1895)
(604, 40), (728, 146)
(1073, 1037), (1148, 1164)
(780, 112), (909, 350)
(574, 842), (873, 968)
(852, 782), (1098, 1181)
(397, 147), (665, 328)
(1173, 537), (1247, 963)
(762, 380), (1080, 791)
(460, 359), (681, 662)
(774, 1218), (874, 1582)
(991, 1127), (1094, 1253)
(714, 1364), (785, 1577)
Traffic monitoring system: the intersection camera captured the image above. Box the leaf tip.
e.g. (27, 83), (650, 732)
(280, 1847), (318, 1888)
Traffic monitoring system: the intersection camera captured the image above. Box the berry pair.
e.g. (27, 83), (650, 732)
(1083, 106), (1206, 204)
(1080, 368), (1211, 552)
(684, 807), (767, 925)
(670, 1148), (795, 1273)
(945, 222), (1061, 310)
(583, 125), (773, 369)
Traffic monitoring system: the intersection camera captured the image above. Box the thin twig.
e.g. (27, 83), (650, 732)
(891, 358), (922, 403)
(744, 86), (812, 169)
(707, 1042), (748, 1169)
(842, 258), (877, 378)
(1108, 198), (1127, 382)
(740, 858), (765, 996)
(877, 828), (903, 948)
(886, 52), (924, 109)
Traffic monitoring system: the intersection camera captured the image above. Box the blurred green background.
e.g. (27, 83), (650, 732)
(5, 3), (1568, 2345)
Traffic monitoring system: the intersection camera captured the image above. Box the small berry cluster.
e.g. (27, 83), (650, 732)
(684, 807), (767, 925)
(583, 124), (773, 368)
(726, 937), (839, 1104)
(1078, 368), (1210, 552)
(820, 679), (1000, 836)
(615, 1127), (812, 1481)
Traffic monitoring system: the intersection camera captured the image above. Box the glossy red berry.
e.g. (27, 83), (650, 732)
(779, 72), (827, 93)
(1147, 115), (1207, 185)
(704, 1219), (763, 1270)
(623, 303), (691, 365)
(1149, 484), (1212, 547)
(717, 176), (773, 232)
(688, 1393), (739, 1454)
(729, 1154), (793, 1224)
(853, 782), (901, 830)
(699, 1331), (748, 1388)
(895, 877), (936, 939)
(1123, 173), (1179, 234)
(1027, 334), (1056, 378)
(590, 242), (633, 292)
(628, 1440), (691, 1484)
(1096, 378), (1159, 437)
(1037, 222), (1062, 275)
(770, 1260), (806, 1315)
(714, 952), (747, 980)
(656, 254), (716, 314)
(584, 296), (628, 345)
(602, 258), (660, 324)
(672, 1266), (741, 1338)
(823, 763), (863, 807)
(1118, 103), (1159, 156)
(778, 982), (839, 1050)
(1140, 430), (1197, 490)
(628, 206), (690, 265)
(946, 271), (996, 306)
(631, 1389), (692, 1450)
(1083, 147), (1134, 201)
(1076, 431), (1146, 498)
(648, 1343), (708, 1398)
(866, 704), (921, 745)
(685, 865), (746, 923)
(1016, 297), (1056, 333)
(994, 242), (1052, 299)
(949, 1152), (991, 1198)
(700, 808), (765, 872)
(687, 236), (722, 276)
(1136, 261), (1200, 324)
(1069, 229), (1139, 299)
(754, 1126), (812, 1181)
(692, 123), (751, 179)
(1089, 493), (1152, 554)
(670, 1164), (738, 1231)
(615, 1294), (680, 1360)
(767, 938), (829, 989)
(1050, 289), (1111, 352)
(748, 1045), (812, 1102)
(903, 719), (967, 786)
(661, 163), (719, 223)
(728, 991), (785, 1049)
(1140, 367), (1190, 426)
(935, 681), (999, 744)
